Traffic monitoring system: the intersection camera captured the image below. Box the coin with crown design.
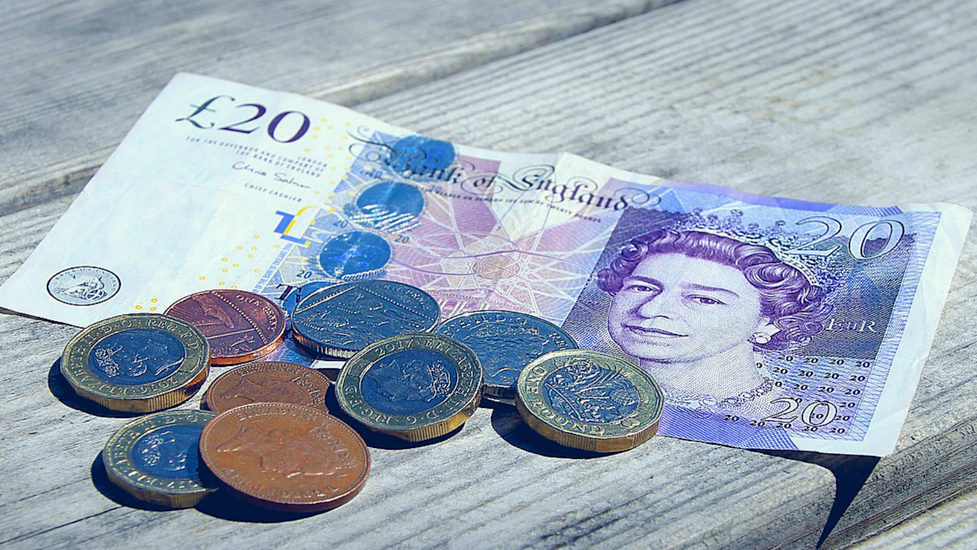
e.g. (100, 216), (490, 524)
(516, 350), (664, 453)
(335, 332), (482, 442)
(165, 289), (286, 365)
(290, 280), (441, 358)
(102, 409), (218, 508)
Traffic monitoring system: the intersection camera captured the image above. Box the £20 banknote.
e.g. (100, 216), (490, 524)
(0, 74), (968, 455)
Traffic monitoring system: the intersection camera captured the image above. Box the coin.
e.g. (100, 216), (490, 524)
(164, 289), (286, 365)
(291, 280), (441, 358)
(199, 403), (370, 512)
(281, 281), (333, 316)
(515, 350), (664, 453)
(336, 333), (482, 442)
(434, 310), (577, 401)
(102, 409), (218, 508)
(60, 313), (210, 412)
(203, 361), (332, 414)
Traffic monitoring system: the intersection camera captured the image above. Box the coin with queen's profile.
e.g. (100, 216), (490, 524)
(60, 313), (210, 412)
(336, 332), (482, 442)
(102, 409), (218, 508)
(199, 403), (370, 513)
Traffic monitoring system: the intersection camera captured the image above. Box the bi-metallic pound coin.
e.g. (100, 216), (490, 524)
(336, 333), (482, 442)
(203, 361), (332, 414)
(60, 313), (210, 412)
(434, 310), (577, 402)
(516, 350), (664, 453)
(102, 409), (217, 508)
(165, 289), (286, 365)
(291, 280), (440, 358)
(199, 403), (370, 513)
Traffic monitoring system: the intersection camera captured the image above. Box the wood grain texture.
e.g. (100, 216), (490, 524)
(0, 0), (677, 217)
(2, 0), (977, 548)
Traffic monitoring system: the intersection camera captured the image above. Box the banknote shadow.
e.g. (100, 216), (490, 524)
(756, 449), (880, 548)
(488, 405), (605, 460)
(47, 358), (140, 418)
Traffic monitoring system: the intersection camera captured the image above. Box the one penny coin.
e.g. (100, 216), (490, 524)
(165, 289), (286, 365)
(199, 403), (369, 512)
(203, 361), (331, 414)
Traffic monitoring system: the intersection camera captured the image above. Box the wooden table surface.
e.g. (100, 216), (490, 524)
(2, 0), (976, 548)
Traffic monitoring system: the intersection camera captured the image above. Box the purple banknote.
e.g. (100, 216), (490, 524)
(1, 74), (967, 455)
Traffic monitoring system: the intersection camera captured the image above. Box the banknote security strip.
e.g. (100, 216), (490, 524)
(3, 73), (970, 457)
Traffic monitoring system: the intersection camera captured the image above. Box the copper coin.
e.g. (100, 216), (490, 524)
(203, 361), (332, 414)
(199, 403), (369, 512)
(165, 289), (286, 365)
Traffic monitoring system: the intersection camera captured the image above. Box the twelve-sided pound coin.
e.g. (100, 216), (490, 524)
(103, 409), (217, 508)
(516, 350), (664, 453)
(336, 333), (482, 442)
(60, 313), (210, 412)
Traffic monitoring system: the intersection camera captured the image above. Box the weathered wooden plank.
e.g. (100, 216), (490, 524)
(0, 0), (679, 217)
(847, 487), (977, 550)
(2, 0), (977, 548)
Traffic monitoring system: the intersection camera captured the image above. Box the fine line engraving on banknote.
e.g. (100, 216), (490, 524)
(0, 74), (967, 455)
(562, 199), (944, 452)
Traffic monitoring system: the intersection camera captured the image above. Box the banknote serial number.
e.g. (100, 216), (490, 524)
(176, 96), (311, 144)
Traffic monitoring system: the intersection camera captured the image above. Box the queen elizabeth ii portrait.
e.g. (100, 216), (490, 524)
(597, 229), (833, 418)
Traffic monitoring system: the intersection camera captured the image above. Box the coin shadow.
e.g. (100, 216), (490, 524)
(90, 451), (173, 512)
(195, 490), (324, 523)
(323, 385), (462, 450)
(48, 358), (143, 419)
(489, 406), (605, 459)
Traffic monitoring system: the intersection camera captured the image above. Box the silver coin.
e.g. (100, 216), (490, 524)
(434, 310), (577, 401)
(291, 280), (441, 358)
